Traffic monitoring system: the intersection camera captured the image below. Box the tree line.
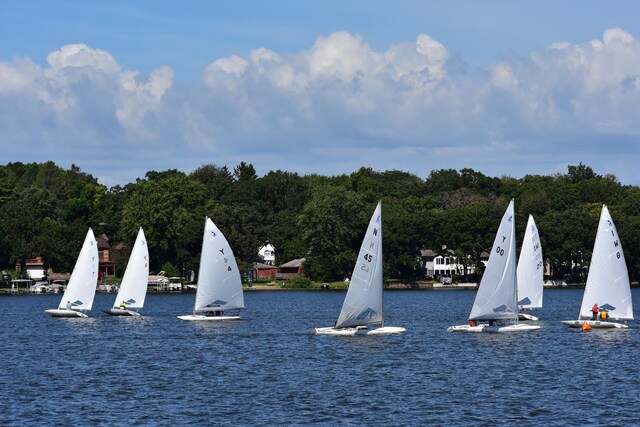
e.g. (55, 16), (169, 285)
(1, 161), (639, 283)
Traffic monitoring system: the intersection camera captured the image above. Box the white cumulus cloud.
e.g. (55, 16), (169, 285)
(0, 29), (639, 186)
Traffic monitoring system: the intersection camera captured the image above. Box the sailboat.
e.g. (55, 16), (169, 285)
(178, 217), (245, 321)
(516, 215), (544, 321)
(447, 200), (540, 333)
(561, 205), (633, 329)
(315, 201), (405, 336)
(45, 228), (99, 318)
(104, 228), (149, 316)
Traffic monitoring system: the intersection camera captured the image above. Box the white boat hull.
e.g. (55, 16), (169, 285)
(447, 323), (540, 333)
(103, 308), (141, 316)
(518, 312), (539, 321)
(45, 309), (88, 318)
(314, 326), (406, 336)
(178, 314), (241, 321)
(561, 320), (629, 329)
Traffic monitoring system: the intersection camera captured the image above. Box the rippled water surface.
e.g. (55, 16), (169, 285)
(2, 288), (640, 426)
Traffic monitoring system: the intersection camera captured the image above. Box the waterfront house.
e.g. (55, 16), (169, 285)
(258, 242), (276, 265)
(278, 258), (305, 279)
(420, 248), (490, 279)
(25, 257), (46, 280)
(96, 234), (116, 276)
(253, 262), (278, 279)
(419, 249), (464, 278)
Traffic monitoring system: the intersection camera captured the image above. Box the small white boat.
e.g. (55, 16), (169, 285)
(178, 217), (245, 321)
(561, 205), (633, 329)
(315, 201), (405, 336)
(45, 229), (99, 318)
(447, 323), (541, 333)
(104, 228), (149, 316)
(447, 200), (540, 333)
(560, 320), (628, 329)
(516, 215), (544, 321)
(29, 282), (49, 294)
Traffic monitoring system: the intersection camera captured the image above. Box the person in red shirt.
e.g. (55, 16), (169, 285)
(592, 303), (599, 320)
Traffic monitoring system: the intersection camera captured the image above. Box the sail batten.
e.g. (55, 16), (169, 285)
(579, 205), (633, 320)
(335, 202), (383, 329)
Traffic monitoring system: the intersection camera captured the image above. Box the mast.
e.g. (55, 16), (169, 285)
(380, 204), (384, 327)
(511, 205), (518, 324)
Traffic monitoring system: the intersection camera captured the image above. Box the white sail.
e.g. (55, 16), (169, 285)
(579, 205), (633, 320)
(335, 201), (384, 329)
(516, 215), (544, 309)
(57, 228), (99, 311)
(469, 199), (518, 321)
(193, 217), (244, 313)
(112, 228), (149, 309)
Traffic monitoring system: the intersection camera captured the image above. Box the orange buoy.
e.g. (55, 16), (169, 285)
(582, 322), (592, 331)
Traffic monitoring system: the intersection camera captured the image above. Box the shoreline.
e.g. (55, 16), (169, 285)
(0, 282), (600, 295)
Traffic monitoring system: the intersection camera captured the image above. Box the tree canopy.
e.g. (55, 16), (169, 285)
(1, 161), (639, 283)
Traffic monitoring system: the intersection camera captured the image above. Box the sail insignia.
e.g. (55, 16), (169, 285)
(518, 297), (532, 306)
(493, 304), (508, 313)
(357, 308), (378, 320)
(206, 300), (228, 308)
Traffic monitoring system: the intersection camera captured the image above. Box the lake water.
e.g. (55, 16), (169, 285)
(1, 288), (640, 426)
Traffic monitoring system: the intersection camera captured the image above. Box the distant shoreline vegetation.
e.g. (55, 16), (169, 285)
(1, 161), (638, 284)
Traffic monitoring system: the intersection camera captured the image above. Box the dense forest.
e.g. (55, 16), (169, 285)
(1, 161), (639, 283)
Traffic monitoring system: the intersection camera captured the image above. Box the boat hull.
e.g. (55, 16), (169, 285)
(447, 323), (540, 333)
(45, 309), (88, 318)
(314, 326), (406, 336)
(518, 312), (539, 321)
(177, 314), (241, 321)
(103, 308), (141, 316)
(561, 320), (629, 329)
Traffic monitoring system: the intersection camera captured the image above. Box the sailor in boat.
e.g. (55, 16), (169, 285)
(591, 303), (599, 320)
(66, 301), (73, 311)
(600, 308), (609, 321)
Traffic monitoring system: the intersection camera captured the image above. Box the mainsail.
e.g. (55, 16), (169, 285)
(335, 201), (384, 329)
(469, 199), (518, 321)
(193, 217), (245, 313)
(516, 215), (544, 309)
(112, 227), (149, 309)
(579, 205), (633, 320)
(57, 228), (99, 311)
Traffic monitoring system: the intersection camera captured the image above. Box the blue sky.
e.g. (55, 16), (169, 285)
(1, 1), (639, 186)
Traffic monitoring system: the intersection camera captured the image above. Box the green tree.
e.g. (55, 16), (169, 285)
(120, 172), (208, 272)
(298, 186), (368, 281)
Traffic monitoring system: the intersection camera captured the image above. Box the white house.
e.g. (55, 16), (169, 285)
(258, 242), (276, 265)
(25, 257), (46, 280)
(420, 249), (464, 278)
(420, 248), (489, 279)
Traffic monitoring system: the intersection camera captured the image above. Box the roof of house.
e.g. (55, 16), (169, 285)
(253, 262), (278, 270)
(26, 256), (44, 266)
(96, 234), (110, 250)
(279, 258), (305, 268)
(48, 272), (71, 281)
